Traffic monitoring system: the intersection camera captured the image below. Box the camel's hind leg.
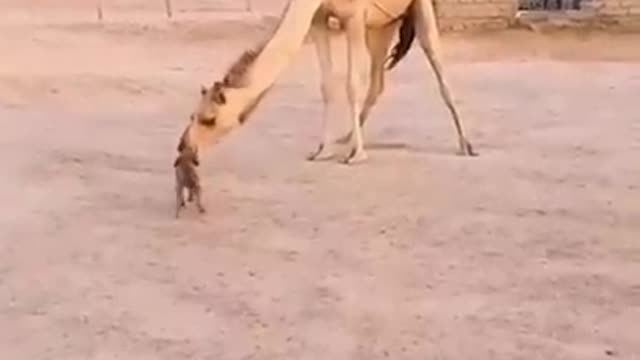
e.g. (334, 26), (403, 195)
(307, 19), (341, 161)
(342, 7), (371, 164)
(336, 23), (399, 144)
(412, 0), (476, 156)
(360, 24), (398, 128)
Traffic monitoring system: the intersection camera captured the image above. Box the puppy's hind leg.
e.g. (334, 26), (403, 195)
(194, 187), (206, 214)
(175, 187), (185, 218)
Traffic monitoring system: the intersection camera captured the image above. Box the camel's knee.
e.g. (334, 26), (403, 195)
(347, 84), (366, 108)
(320, 79), (340, 104)
(347, 70), (369, 105)
(363, 85), (382, 112)
(370, 78), (385, 100)
(360, 74), (384, 116)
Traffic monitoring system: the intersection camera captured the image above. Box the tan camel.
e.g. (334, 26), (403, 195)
(178, 0), (476, 166)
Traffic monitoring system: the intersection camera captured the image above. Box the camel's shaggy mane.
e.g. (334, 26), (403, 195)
(221, 42), (266, 89)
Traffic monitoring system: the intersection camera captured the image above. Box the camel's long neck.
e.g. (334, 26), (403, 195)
(224, 0), (323, 117)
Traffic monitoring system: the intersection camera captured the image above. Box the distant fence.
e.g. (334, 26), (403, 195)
(93, 0), (255, 21)
(518, 0), (582, 10)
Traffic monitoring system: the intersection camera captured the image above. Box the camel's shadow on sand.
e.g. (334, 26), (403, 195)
(363, 141), (467, 156)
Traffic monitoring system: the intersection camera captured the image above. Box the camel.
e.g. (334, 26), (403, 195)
(177, 0), (476, 166)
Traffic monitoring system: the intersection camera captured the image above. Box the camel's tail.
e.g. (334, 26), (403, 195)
(385, 2), (417, 70)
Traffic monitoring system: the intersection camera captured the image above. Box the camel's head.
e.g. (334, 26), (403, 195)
(178, 46), (264, 154)
(178, 81), (238, 154)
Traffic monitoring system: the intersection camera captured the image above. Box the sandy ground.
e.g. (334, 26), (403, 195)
(1, 2), (639, 360)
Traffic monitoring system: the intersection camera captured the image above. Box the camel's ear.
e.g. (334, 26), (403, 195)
(200, 85), (207, 96)
(214, 91), (226, 105)
(212, 81), (226, 104)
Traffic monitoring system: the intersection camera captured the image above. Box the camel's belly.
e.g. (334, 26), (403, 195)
(366, 0), (413, 26)
(323, 0), (412, 27)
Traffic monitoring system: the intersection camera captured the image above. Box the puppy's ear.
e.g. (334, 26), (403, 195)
(191, 148), (200, 166)
(200, 85), (207, 96)
(173, 157), (180, 168)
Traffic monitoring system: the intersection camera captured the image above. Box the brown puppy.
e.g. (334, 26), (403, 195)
(173, 147), (205, 218)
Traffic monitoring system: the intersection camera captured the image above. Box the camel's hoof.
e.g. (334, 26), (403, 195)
(341, 148), (368, 165)
(307, 143), (335, 161)
(457, 139), (478, 157)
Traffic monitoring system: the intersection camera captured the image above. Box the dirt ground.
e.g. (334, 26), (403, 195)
(1, 2), (639, 360)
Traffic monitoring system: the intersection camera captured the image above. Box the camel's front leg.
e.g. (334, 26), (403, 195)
(307, 22), (341, 161)
(342, 9), (371, 164)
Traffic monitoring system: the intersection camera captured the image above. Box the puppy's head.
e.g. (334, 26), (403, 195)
(173, 147), (199, 168)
